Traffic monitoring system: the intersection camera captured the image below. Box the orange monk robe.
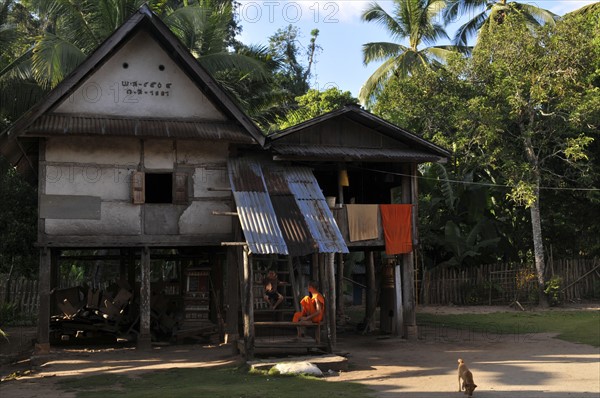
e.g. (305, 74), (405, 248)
(292, 292), (325, 323)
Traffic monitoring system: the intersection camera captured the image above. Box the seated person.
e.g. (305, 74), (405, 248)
(263, 270), (284, 309)
(292, 280), (325, 337)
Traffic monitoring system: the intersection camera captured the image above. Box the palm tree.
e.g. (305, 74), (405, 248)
(443, 0), (558, 47)
(2, 1), (268, 102)
(360, 0), (458, 105)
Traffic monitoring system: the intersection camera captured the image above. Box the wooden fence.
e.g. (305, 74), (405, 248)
(420, 258), (600, 305)
(0, 276), (39, 322)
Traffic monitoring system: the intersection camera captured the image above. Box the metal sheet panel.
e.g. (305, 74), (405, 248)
(270, 195), (315, 257)
(24, 115), (255, 143)
(233, 191), (288, 255)
(229, 158), (348, 255)
(284, 167), (349, 254)
(271, 144), (442, 162)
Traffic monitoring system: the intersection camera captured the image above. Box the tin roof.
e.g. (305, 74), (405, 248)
(23, 114), (255, 143)
(228, 158), (348, 256)
(270, 144), (444, 162)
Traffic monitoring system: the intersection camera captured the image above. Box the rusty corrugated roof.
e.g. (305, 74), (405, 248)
(23, 114), (255, 143)
(282, 167), (349, 254)
(271, 144), (444, 162)
(228, 158), (348, 255)
(228, 158), (288, 255)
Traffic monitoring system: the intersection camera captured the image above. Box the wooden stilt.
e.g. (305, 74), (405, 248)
(225, 247), (240, 348)
(36, 247), (51, 354)
(138, 247), (151, 349)
(326, 252), (336, 351)
(288, 257), (300, 312)
(393, 260), (403, 337)
(242, 246), (254, 360)
(336, 253), (345, 324)
(365, 250), (376, 332)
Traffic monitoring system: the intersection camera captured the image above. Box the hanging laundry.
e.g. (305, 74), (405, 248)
(346, 204), (380, 242)
(379, 204), (413, 254)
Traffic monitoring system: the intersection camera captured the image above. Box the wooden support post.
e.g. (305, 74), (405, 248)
(50, 250), (60, 317)
(128, 248), (136, 294)
(326, 253), (336, 351)
(336, 253), (345, 324)
(36, 247), (51, 354)
(365, 251), (376, 332)
(138, 247), (152, 349)
(242, 246), (254, 360)
(225, 247), (240, 348)
(312, 253), (319, 282)
(393, 260), (403, 337)
(288, 257), (300, 312)
(401, 163), (417, 339)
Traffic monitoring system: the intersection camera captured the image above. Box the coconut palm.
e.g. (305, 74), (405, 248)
(443, 0), (558, 47)
(3, 1), (268, 95)
(360, 0), (459, 105)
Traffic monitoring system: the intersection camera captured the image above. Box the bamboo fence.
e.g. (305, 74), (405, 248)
(420, 258), (600, 305)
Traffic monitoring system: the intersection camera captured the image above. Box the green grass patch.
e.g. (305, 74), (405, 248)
(57, 366), (373, 398)
(417, 310), (600, 347)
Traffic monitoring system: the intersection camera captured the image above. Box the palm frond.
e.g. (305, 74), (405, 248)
(198, 52), (269, 82)
(443, 0), (489, 24)
(452, 9), (490, 46)
(514, 2), (558, 25)
(31, 32), (87, 88)
(425, 45), (464, 63)
(358, 56), (399, 105)
(362, 41), (406, 65)
(361, 1), (406, 41)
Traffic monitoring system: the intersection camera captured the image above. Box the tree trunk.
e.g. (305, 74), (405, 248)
(524, 136), (549, 307)
(530, 193), (549, 307)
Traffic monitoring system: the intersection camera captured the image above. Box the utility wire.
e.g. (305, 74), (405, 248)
(354, 166), (600, 192)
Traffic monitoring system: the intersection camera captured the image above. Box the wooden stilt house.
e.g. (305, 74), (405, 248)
(0, 6), (450, 358)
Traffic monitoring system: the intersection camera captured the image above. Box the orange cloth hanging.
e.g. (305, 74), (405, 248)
(379, 204), (413, 255)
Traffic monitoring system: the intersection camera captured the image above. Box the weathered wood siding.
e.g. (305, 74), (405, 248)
(276, 117), (410, 149)
(40, 136), (233, 244)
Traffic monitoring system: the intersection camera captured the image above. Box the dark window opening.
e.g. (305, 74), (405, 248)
(145, 173), (172, 203)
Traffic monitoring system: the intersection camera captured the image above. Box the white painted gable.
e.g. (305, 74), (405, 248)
(54, 30), (227, 120)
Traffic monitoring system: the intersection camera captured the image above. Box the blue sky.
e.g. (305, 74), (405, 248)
(236, 1), (595, 98)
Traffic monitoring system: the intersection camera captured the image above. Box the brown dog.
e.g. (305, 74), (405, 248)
(457, 358), (478, 396)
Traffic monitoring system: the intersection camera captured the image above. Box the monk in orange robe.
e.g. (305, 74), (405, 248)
(292, 281), (325, 337)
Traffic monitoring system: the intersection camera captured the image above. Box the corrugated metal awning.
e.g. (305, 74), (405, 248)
(271, 144), (444, 162)
(228, 158), (348, 256)
(23, 114), (256, 143)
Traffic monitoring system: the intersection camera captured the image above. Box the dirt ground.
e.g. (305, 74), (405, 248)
(1, 305), (599, 398)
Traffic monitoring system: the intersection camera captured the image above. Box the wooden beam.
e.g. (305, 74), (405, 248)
(393, 261), (403, 337)
(365, 251), (376, 332)
(138, 247), (151, 349)
(221, 242), (248, 246)
(225, 246), (240, 349)
(212, 211), (238, 216)
(242, 246), (254, 360)
(401, 163), (417, 339)
(336, 253), (345, 324)
(36, 247), (51, 354)
(326, 253), (336, 352)
(288, 257), (300, 313)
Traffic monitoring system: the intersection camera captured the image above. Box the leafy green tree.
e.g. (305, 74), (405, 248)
(360, 0), (458, 105)
(1, 0), (267, 104)
(0, 156), (37, 277)
(268, 25), (321, 101)
(373, 10), (599, 305)
(276, 87), (357, 130)
(443, 0), (558, 47)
